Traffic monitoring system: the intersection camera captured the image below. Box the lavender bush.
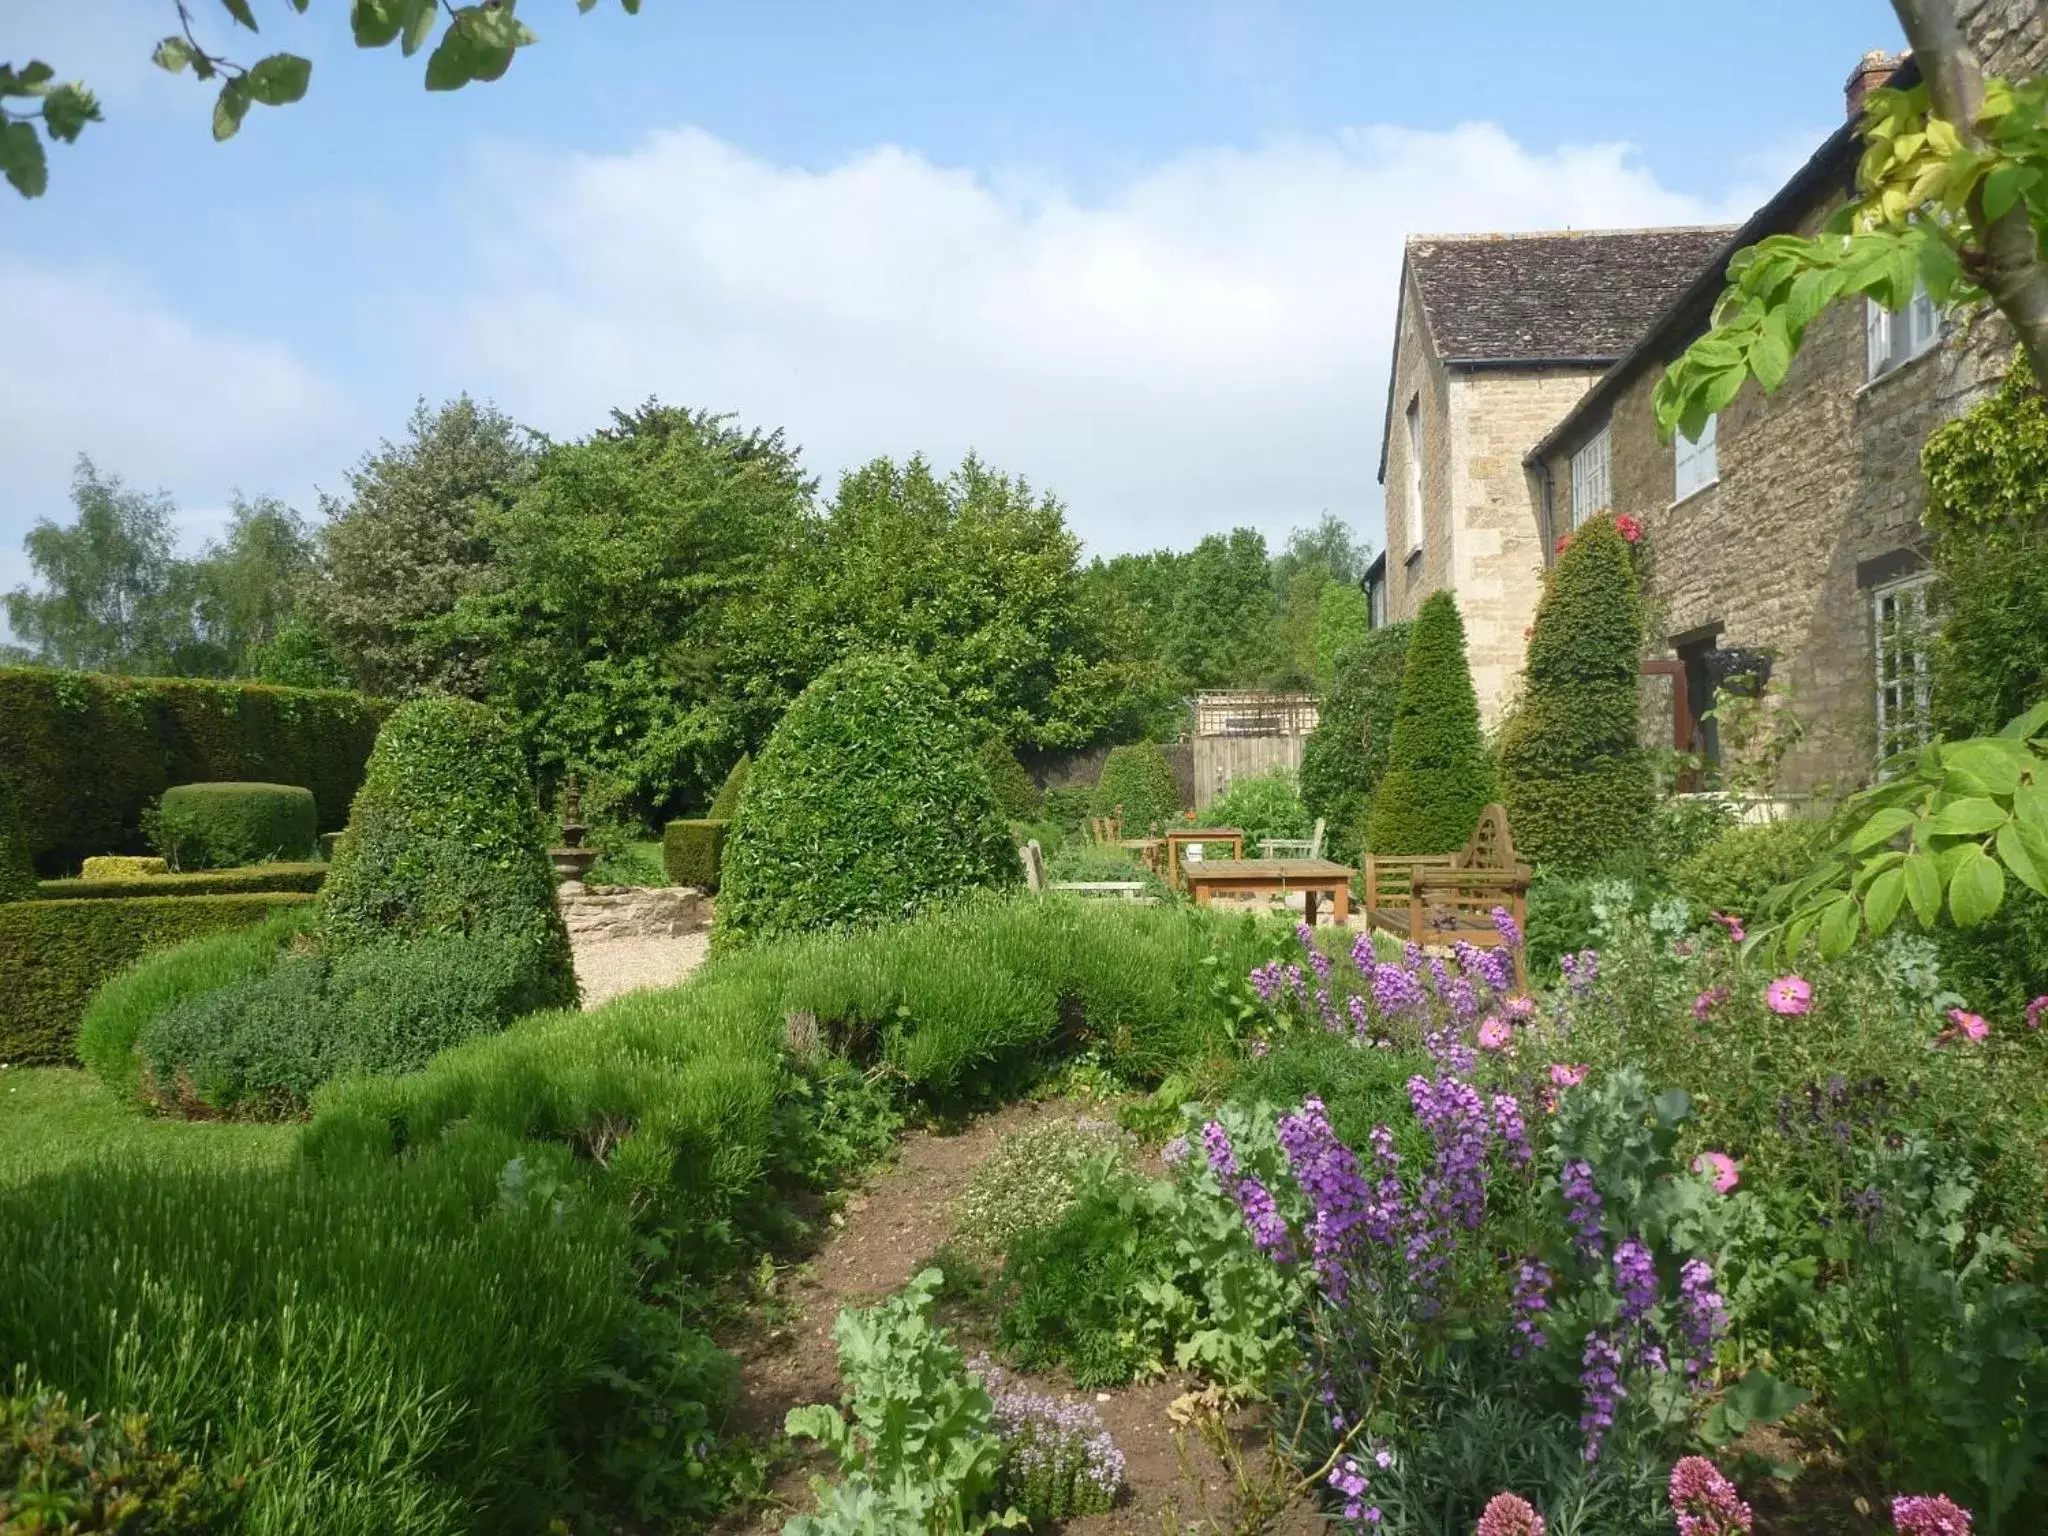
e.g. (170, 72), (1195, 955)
(976, 1360), (1124, 1522)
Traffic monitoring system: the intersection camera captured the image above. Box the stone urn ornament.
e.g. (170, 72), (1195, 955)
(549, 771), (599, 883)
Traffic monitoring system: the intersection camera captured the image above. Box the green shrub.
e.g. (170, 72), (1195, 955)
(150, 783), (318, 871)
(0, 773), (33, 905)
(0, 893), (316, 1065)
(1299, 621), (1411, 863)
(998, 1169), (1172, 1388)
(1205, 768), (1310, 849)
(978, 739), (1042, 820)
(1041, 784), (1092, 830)
(1670, 816), (1834, 922)
(1497, 517), (1654, 876)
(1935, 882), (2048, 1026)
(662, 819), (728, 890)
(707, 753), (752, 822)
(39, 863), (328, 901)
(1366, 592), (1496, 854)
(953, 1119), (1132, 1265)
(323, 696), (576, 1006)
(718, 654), (1020, 949)
(79, 856), (170, 881)
(1, 1380), (230, 1532)
(78, 904), (315, 1099)
(1090, 742), (1181, 836)
(1042, 842), (1169, 901)
(0, 667), (380, 876)
(1648, 794), (1738, 873)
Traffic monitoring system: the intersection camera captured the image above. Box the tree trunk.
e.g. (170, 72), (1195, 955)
(1892, 0), (2048, 385)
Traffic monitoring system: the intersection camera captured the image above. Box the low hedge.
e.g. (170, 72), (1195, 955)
(0, 893), (316, 1064)
(664, 819), (729, 890)
(155, 782), (319, 870)
(39, 862), (328, 901)
(0, 667), (381, 875)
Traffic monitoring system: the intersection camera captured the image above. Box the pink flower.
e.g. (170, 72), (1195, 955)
(1765, 976), (1812, 1015)
(1670, 1456), (1752, 1535)
(1615, 513), (1643, 545)
(1712, 912), (1745, 943)
(1506, 995), (1538, 1020)
(1475, 1491), (1546, 1536)
(1693, 987), (1728, 1020)
(1549, 1063), (1588, 1088)
(1691, 1151), (1740, 1194)
(1937, 1008), (1990, 1045)
(2026, 995), (2047, 1031)
(1478, 1015), (1512, 1051)
(1554, 535), (1570, 554)
(1891, 1493), (1973, 1535)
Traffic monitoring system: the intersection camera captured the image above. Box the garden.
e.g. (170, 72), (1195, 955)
(3, 399), (2047, 1536)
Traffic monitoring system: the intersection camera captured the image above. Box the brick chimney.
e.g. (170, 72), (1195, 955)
(1846, 49), (1905, 121)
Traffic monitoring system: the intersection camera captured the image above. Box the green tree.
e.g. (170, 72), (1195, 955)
(1165, 529), (1283, 690)
(4, 457), (195, 674)
(1497, 518), (1655, 876)
(1298, 620), (1411, 862)
(1311, 581), (1371, 692)
(1366, 591), (1496, 855)
(310, 395), (534, 697)
(3, 1), (644, 198)
(187, 494), (318, 676)
(1272, 513), (1371, 687)
(446, 403), (812, 822)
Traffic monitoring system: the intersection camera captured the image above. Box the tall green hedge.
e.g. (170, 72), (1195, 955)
(707, 754), (752, 822)
(0, 668), (381, 875)
(323, 697), (577, 1007)
(0, 773), (33, 905)
(0, 893), (317, 1064)
(1299, 621), (1412, 862)
(1366, 592), (1496, 855)
(38, 863), (328, 901)
(1090, 742), (1181, 836)
(717, 653), (1021, 948)
(1497, 517), (1654, 875)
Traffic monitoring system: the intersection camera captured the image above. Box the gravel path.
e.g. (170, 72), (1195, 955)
(573, 931), (711, 1008)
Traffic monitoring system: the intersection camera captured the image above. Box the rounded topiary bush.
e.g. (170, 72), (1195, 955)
(0, 773), (34, 904)
(152, 782), (318, 870)
(324, 696), (576, 1006)
(1497, 517), (1655, 876)
(1300, 621), (1411, 862)
(1090, 742), (1180, 836)
(717, 654), (1021, 948)
(979, 739), (1042, 821)
(1366, 592), (1496, 854)
(708, 753), (752, 822)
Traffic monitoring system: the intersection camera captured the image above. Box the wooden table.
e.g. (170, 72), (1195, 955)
(1163, 827), (1244, 889)
(1183, 858), (1357, 923)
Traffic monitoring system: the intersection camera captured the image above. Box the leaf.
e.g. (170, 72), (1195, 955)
(1703, 361), (1748, 415)
(1865, 864), (1907, 935)
(352, 0), (403, 47)
(1942, 739), (2029, 795)
(401, 0), (439, 54)
(0, 120), (48, 197)
(1752, 312), (1794, 392)
(40, 84), (100, 142)
(1817, 895), (1862, 960)
(2, 62), (57, 96)
(154, 36), (196, 73)
(216, 0), (260, 31)
(212, 76), (251, 141)
(1927, 796), (2009, 836)
(1850, 806), (1918, 852)
(1785, 265), (1844, 331)
(1728, 1369), (1811, 1425)
(1999, 697), (2048, 742)
(1983, 162), (2037, 220)
(246, 53), (312, 107)
(2011, 819), (2048, 899)
(1949, 845), (2005, 929)
(424, 25), (482, 89)
(1997, 820), (2048, 897)
(1903, 850), (1944, 926)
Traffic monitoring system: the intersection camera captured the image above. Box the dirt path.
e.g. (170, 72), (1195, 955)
(726, 1099), (1320, 1536)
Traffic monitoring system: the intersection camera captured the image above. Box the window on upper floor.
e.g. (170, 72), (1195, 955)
(1674, 413), (1718, 501)
(1404, 397), (1424, 554)
(1866, 283), (1939, 381)
(1874, 572), (1938, 765)
(1570, 425), (1611, 527)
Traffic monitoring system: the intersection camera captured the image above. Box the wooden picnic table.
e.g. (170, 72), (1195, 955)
(1183, 857), (1357, 924)
(1163, 827), (1245, 888)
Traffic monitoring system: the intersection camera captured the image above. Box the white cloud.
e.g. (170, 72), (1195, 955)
(0, 259), (359, 608)
(432, 121), (1762, 556)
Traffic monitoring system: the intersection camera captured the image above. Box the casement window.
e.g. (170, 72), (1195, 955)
(1674, 413), (1718, 500)
(1570, 425), (1612, 527)
(1873, 572), (1937, 764)
(1866, 284), (1939, 380)
(1404, 397), (1424, 553)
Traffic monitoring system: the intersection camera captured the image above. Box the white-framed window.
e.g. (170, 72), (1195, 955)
(1404, 397), (1424, 554)
(1866, 284), (1939, 380)
(1674, 413), (1718, 501)
(1570, 425), (1611, 527)
(1873, 572), (1937, 764)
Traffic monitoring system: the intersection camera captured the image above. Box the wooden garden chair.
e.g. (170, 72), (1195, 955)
(1259, 817), (1327, 861)
(1362, 804), (1532, 987)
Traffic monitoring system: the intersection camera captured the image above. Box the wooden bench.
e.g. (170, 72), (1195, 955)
(1183, 857), (1356, 924)
(1020, 840), (1149, 901)
(1260, 817), (1327, 861)
(1362, 804), (1531, 987)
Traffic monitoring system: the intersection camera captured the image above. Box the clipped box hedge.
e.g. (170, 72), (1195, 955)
(0, 667), (381, 875)
(0, 892), (317, 1064)
(37, 862), (329, 902)
(662, 819), (728, 891)
(156, 781), (319, 869)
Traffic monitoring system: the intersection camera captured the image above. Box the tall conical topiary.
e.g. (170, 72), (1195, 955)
(0, 772), (36, 903)
(1091, 742), (1181, 836)
(708, 753), (752, 822)
(717, 653), (1020, 949)
(1300, 620), (1412, 862)
(323, 696), (577, 1006)
(1498, 516), (1654, 875)
(1366, 592), (1496, 854)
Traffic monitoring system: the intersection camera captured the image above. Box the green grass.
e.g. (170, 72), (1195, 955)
(0, 1066), (295, 1188)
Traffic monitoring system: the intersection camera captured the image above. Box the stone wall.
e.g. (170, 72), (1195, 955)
(557, 883), (711, 942)
(1382, 268), (1456, 612)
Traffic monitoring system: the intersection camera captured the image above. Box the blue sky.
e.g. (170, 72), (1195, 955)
(2, 0), (1901, 616)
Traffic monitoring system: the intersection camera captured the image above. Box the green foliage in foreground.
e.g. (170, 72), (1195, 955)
(0, 1380), (230, 1531)
(1367, 591), (1495, 855)
(718, 654), (1020, 949)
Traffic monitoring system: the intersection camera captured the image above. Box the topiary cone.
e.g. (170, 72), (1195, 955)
(1366, 591), (1496, 855)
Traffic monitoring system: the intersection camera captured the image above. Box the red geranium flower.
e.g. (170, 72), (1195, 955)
(1615, 514), (1643, 544)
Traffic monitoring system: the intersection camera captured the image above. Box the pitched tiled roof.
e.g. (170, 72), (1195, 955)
(1406, 228), (1740, 364)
